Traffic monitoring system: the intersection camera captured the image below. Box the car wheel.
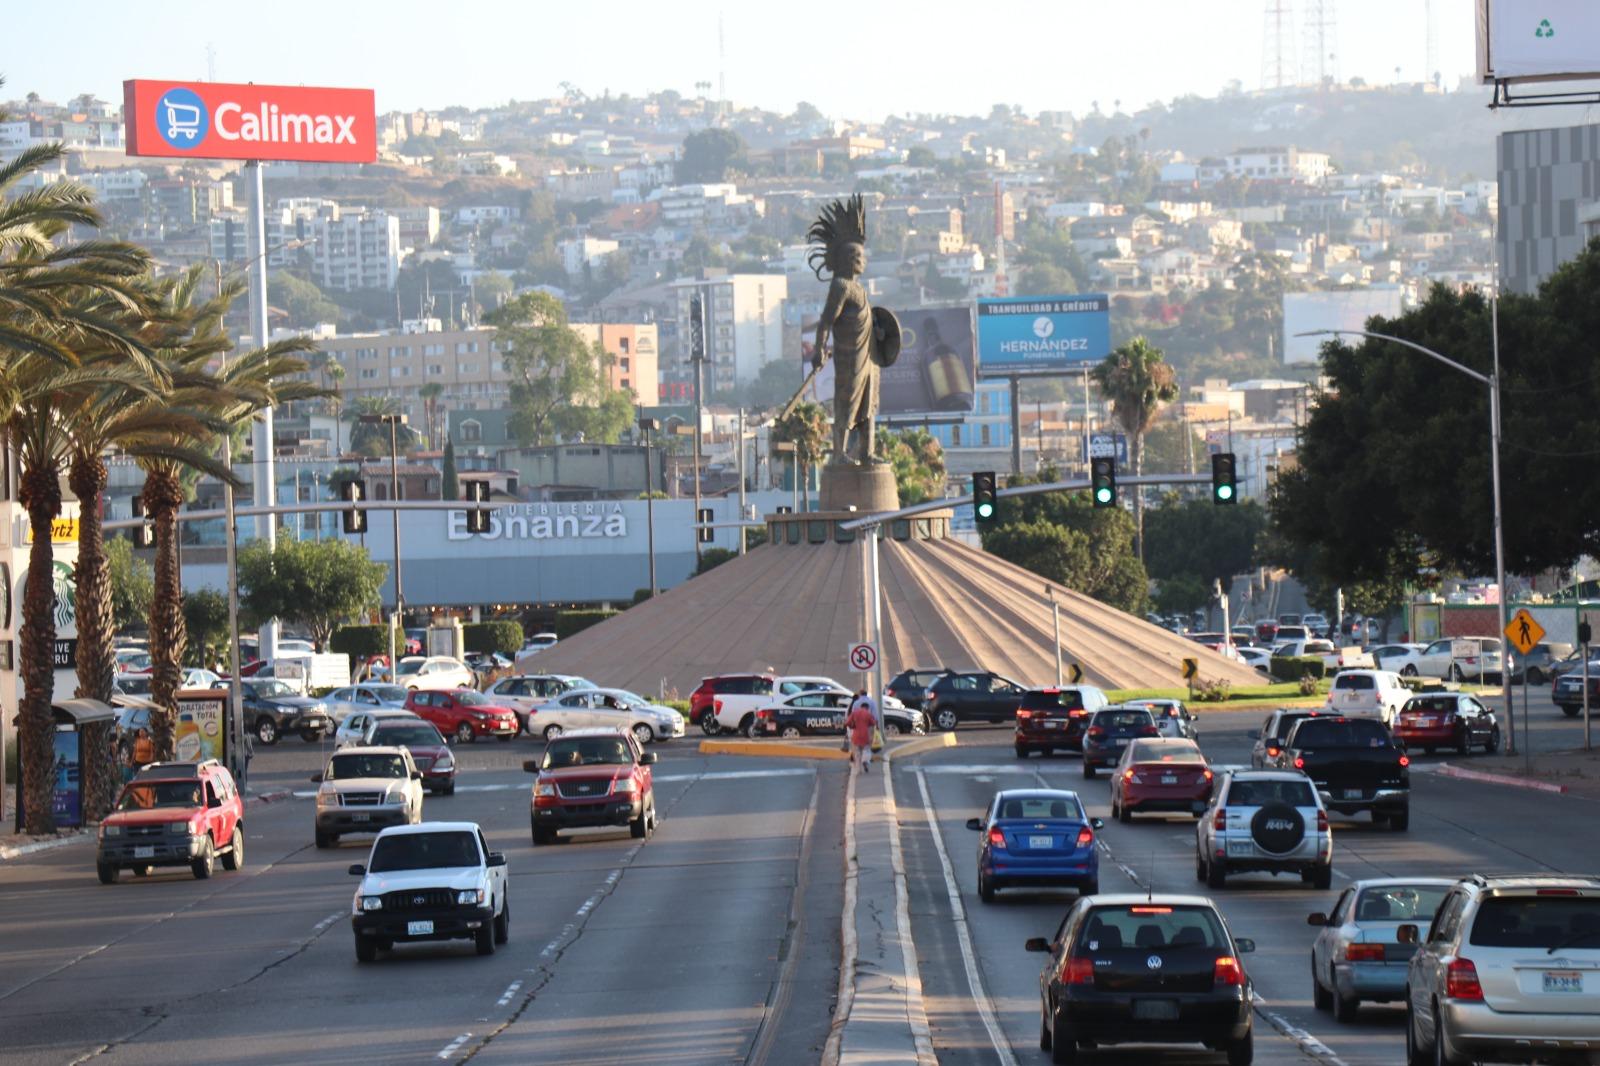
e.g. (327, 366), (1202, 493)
(1080, 878), (1098, 896)
(780, 726), (802, 738)
(700, 712), (721, 736)
(1433, 1004), (1466, 1066)
(630, 804), (650, 839)
(315, 830), (336, 849)
(1082, 759), (1096, 780)
(934, 707), (958, 732)
(191, 835), (215, 880)
(1226, 1028), (1253, 1066)
(221, 825), (244, 871)
(97, 863), (118, 885)
(1449, 664), (1464, 682)
(1312, 864), (1333, 890)
(1117, 801), (1132, 824)
(1333, 982), (1360, 1023)
(631, 723), (654, 746)
(1455, 727), (1471, 756)
(1049, 1006), (1077, 1064)
(475, 919), (496, 956)
(494, 896), (509, 945)
(1039, 1009), (1052, 1052)
(1390, 808), (1410, 832)
(441, 782), (455, 796)
(1206, 857), (1226, 889)
(255, 717), (278, 745)
(978, 870), (995, 903)
(1405, 1000), (1429, 1066)
(454, 722), (475, 744)
(1562, 705), (1581, 718)
(884, 721), (904, 736)
(1015, 745), (1029, 759)
(355, 935), (377, 963)
(1402, 665), (1418, 677)
(543, 723), (564, 741)
(1485, 726), (1501, 754)
(1528, 667), (1544, 685)
(1312, 961), (1332, 1011)
(740, 715), (758, 739)
(1196, 852), (1207, 883)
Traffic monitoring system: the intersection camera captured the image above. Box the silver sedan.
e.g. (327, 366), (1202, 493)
(320, 683), (411, 725)
(1307, 877), (1453, 1021)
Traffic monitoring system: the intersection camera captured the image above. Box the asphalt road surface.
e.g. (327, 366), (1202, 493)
(893, 703), (1599, 1066)
(0, 738), (845, 1066)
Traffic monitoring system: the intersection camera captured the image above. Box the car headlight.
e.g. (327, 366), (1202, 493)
(612, 779), (637, 794)
(360, 896), (383, 912)
(317, 787), (338, 807)
(168, 821), (192, 835)
(434, 752), (453, 769)
(470, 710), (490, 719)
(102, 825), (122, 837)
(534, 782), (556, 796)
(455, 888), (484, 905)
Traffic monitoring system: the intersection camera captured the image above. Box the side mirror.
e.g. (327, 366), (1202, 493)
(1234, 937), (1256, 954)
(1090, 818), (1105, 830)
(348, 864), (366, 876)
(411, 771), (422, 780)
(486, 852), (507, 868)
(1024, 937), (1051, 953)
(965, 817), (983, 831)
(1397, 924), (1420, 945)
(1307, 912), (1329, 927)
(309, 773), (323, 783)
(641, 752), (658, 765)
(522, 759), (541, 774)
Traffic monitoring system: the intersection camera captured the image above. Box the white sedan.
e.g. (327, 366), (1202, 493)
(525, 688), (685, 746)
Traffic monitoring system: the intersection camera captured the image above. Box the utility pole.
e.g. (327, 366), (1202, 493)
(737, 407), (748, 555)
(690, 291), (705, 565)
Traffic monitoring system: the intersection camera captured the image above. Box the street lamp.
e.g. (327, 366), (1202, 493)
(773, 440), (799, 513)
(359, 413), (409, 664)
(1298, 325), (1511, 752)
(638, 412), (659, 598)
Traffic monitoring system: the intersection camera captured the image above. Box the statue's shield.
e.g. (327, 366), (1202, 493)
(870, 306), (902, 368)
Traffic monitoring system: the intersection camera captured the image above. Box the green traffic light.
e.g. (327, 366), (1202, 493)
(1094, 487), (1113, 504)
(976, 502), (994, 519)
(1216, 484), (1234, 501)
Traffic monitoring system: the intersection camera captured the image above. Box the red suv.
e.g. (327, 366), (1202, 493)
(524, 728), (657, 845)
(405, 688), (519, 743)
(96, 760), (244, 883)
(689, 673), (775, 730)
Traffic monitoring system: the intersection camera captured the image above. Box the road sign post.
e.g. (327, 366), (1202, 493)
(848, 642), (878, 674)
(1505, 608), (1545, 771)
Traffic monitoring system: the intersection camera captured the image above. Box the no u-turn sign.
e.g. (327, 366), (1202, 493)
(849, 643), (878, 672)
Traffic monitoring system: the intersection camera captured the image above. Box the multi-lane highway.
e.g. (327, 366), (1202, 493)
(0, 689), (1592, 1065)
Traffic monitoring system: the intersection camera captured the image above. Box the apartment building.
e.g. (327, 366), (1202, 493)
(313, 209), (403, 291)
(1497, 122), (1600, 295)
(570, 323), (659, 405)
(668, 273), (788, 395)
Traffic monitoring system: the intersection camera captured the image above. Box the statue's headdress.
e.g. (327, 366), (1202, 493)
(806, 194), (867, 280)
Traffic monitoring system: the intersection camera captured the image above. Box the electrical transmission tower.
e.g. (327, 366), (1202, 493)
(1261, 0), (1298, 90)
(1302, 0), (1339, 88)
(1425, 0), (1440, 87)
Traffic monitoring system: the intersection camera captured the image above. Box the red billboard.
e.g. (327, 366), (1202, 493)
(123, 79), (376, 164)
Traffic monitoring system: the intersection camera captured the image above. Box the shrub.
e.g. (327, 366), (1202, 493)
(1297, 674), (1319, 696)
(548, 610), (617, 640)
(331, 624), (389, 659)
(464, 621), (523, 656)
(1269, 656), (1326, 683)
(1192, 678), (1232, 702)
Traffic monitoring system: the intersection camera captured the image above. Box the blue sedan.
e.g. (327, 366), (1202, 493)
(967, 789), (1103, 903)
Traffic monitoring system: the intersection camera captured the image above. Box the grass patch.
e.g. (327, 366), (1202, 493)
(1108, 681), (1330, 705)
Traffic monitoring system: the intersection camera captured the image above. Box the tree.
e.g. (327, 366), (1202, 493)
(1090, 337), (1178, 560)
(238, 538), (388, 650)
(1143, 494), (1267, 592)
(677, 128), (746, 183)
(418, 381), (444, 447)
(441, 438), (459, 500)
(694, 547), (738, 575)
(345, 395), (423, 457)
(488, 291), (632, 446)
(474, 270), (513, 315)
(744, 356), (807, 413)
(874, 428), (946, 505)
(270, 272), (340, 328)
(107, 537), (154, 633)
(771, 400), (830, 503)
(182, 589), (231, 668)
(326, 361), (346, 457)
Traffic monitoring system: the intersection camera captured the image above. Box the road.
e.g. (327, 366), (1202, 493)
(892, 703), (1599, 1066)
(0, 738), (845, 1066)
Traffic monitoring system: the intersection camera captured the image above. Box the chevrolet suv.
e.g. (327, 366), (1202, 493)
(96, 760), (244, 883)
(1400, 874), (1600, 1065)
(313, 746), (424, 849)
(1195, 769), (1333, 890)
(524, 728), (657, 845)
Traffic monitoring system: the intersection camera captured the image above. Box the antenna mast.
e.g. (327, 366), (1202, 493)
(1302, 0), (1340, 88)
(1261, 1), (1298, 90)
(717, 12), (727, 127)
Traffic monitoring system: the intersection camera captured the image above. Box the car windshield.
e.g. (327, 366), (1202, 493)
(1336, 674), (1376, 690)
(368, 830), (480, 872)
(1129, 740), (1204, 763)
(1076, 904), (1227, 952)
(395, 660), (424, 676)
(611, 691), (648, 706)
(455, 692), (491, 706)
(1020, 690), (1086, 711)
(1291, 719), (1393, 748)
(250, 680), (295, 698)
(1405, 697), (1460, 715)
(1271, 712), (1316, 741)
(116, 780), (201, 810)
(1095, 711), (1154, 730)
(1354, 885), (1449, 922)
(1227, 778), (1316, 806)
(542, 737), (631, 768)
(995, 794), (1085, 821)
(366, 685), (407, 703)
(371, 723), (445, 748)
(1469, 896), (1600, 950)
(327, 753), (407, 780)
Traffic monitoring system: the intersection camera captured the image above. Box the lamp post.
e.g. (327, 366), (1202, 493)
(638, 411), (659, 597)
(1299, 325), (1511, 753)
(359, 413), (409, 665)
(773, 441), (798, 512)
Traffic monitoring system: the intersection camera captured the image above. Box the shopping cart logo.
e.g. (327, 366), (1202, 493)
(155, 87), (209, 150)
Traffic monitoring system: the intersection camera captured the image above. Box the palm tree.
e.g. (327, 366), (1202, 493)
(1090, 337), (1179, 562)
(772, 401), (830, 511)
(326, 361), (346, 458)
(345, 395), (421, 457)
(418, 382), (444, 448)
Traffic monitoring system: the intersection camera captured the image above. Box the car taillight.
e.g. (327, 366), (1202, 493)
(1214, 807), (1227, 831)
(1087, 727), (1105, 738)
(1398, 755), (1410, 768)
(1294, 756), (1305, 769)
(1140, 726), (1159, 736)
(1213, 956), (1245, 986)
(1063, 957), (1096, 985)
(1202, 769), (1214, 780)
(1075, 826), (1094, 848)
(1445, 958), (1483, 1001)
(1265, 745), (1280, 757)
(1016, 709), (1033, 720)
(1122, 769), (1137, 781)
(988, 827), (1006, 848)
(714, 699), (723, 711)
(1068, 708), (1087, 718)
(1344, 943), (1385, 962)
(1317, 809), (1328, 832)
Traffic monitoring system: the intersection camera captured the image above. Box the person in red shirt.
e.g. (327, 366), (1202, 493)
(845, 690), (877, 774)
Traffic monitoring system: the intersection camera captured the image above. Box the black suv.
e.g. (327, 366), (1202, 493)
(924, 671), (1028, 731)
(885, 668), (953, 711)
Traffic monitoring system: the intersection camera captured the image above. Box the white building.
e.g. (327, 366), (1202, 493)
(1201, 147), (1331, 184)
(560, 236), (621, 276)
(670, 273), (788, 392)
(313, 210), (403, 292)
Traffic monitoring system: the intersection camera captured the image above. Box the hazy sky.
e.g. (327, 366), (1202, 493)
(5, 0), (1482, 120)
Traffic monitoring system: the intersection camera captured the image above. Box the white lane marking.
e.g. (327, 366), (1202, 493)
(495, 980), (522, 1007)
(436, 1033), (472, 1060)
(573, 871), (618, 918)
(914, 768), (1020, 1066)
(539, 923), (575, 959)
(311, 911), (343, 934)
(885, 763), (938, 1063)
(1251, 992), (1349, 1065)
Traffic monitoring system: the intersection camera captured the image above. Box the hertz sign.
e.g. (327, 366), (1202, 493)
(123, 80), (376, 164)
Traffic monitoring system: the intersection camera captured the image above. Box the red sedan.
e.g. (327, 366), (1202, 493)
(1110, 737), (1214, 821)
(404, 688), (520, 743)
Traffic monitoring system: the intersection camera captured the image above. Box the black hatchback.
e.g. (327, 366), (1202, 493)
(1027, 895), (1256, 1064)
(1080, 707), (1159, 779)
(923, 671), (1028, 731)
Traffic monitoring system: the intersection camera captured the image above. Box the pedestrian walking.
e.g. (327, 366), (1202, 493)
(845, 689), (876, 774)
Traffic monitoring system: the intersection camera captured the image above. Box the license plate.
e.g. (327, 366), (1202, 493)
(1228, 839), (1253, 856)
(1161, 775), (1178, 785)
(1045, 720), (1062, 729)
(1544, 971), (1583, 993)
(406, 920), (433, 936)
(1342, 789), (1364, 799)
(351, 813), (370, 822)
(1132, 999), (1179, 1020)
(133, 846), (154, 859)
(1028, 835), (1053, 849)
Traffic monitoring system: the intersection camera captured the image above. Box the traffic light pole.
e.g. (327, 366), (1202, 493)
(839, 473), (1216, 533)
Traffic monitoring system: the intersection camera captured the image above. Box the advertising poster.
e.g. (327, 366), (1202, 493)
(123, 80), (377, 164)
(976, 295), (1112, 375)
(175, 693), (227, 764)
(52, 729), (81, 829)
(803, 306), (977, 417)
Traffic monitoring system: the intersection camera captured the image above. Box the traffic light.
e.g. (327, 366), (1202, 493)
(130, 495), (155, 548)
(1090, 457), (1117, 508)
(972, 471), (998, 523)
(697, 507), (714, 544)
(688, 293), (706, 361)
(340, 479), (368, 534)
(1211, 452), (1238, 505)
(464, 480), (490, 534)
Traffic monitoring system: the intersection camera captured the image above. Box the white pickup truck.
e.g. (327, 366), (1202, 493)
(348, 821), (509, 961)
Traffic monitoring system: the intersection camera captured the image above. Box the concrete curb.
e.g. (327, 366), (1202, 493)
(0, 787), (300, 862)
(698, 739), (851, 761)
(883, 732), (958, 761)
(1434, 763), (1569, 794)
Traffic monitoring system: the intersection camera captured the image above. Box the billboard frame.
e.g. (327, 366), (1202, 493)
(1477, 0), (1600, 108)
(974, 294), (1112, 379)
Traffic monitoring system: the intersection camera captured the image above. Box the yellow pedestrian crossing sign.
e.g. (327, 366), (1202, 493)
(1504, 609), (1545, 656)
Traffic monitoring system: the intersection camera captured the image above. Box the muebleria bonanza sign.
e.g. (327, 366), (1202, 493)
(446, 502), (628, 542)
